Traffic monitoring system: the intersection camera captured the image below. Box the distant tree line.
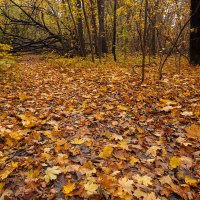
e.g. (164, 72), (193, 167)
(1, 0), (200, 68)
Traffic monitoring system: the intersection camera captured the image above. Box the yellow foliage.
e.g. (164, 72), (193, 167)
(169, 156), (182, 169)
(99, 146), (113, 159)
(63, 183), (76, 196)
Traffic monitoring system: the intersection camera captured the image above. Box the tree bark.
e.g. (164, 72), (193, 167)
(77, 0), (86, 57)
(89, 0), (99, 57)
(112, 0), (117, 61)
(97, 0), (108, 56)
(141, 0), (148, 83)
(81, 0), (94, 62)
(190, 0), (200, 65)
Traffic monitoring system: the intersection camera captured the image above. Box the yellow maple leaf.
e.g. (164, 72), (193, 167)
(185, 176), (197, 186)
(19, 93), (29, 101)
(18, 114), (38, 128)
(84, 178), (99, 195)
(133, 189), (159, 200)
(117, 105), (129, 111)
(118, 140), (129, 151)
(8, 131), (22, 141)
(160, 98), (177, 105)
(0, 170), (12, 180)
(71, 138), (84, 145)
(118, 177), (134, 194)
(146, 146), (161, 157)
(10, 161), (19, 168)
(169, 156), (181, 169)
(133, 188), (146, 198)
(63, 183), (76, 196)
(111, 133), (123, 141)
(99, 146), (113, 159)
(133, 174), (153, 186)
(27, 169), (40, 180)
(44, 166), (61, 183)
(129, 156), (139, 165)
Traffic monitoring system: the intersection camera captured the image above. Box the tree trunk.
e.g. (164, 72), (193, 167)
(64, 0), (86, 57)
(112, 0), (117, 61)
(89, 0), (99, 57)
(141, 0), (148, 83)
(77, 0), (86, 57)
(190, 0), (200, 65)
(97, 0), (108, 56)
(81, 0), (94, 62)
(150, 0), (158, 56)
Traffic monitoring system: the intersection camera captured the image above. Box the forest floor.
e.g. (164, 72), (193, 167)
(0, 54), (200, 199)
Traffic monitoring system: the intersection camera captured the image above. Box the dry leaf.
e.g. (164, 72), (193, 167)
(169, 156), (181, 169)
(146, 146), (161, 157)
(184, 124), (200, 140)
(63, 183), (76, 196)
(71, 138), (84, 145)
(117, 140), (129, 151)
(129, 156), (139, 165)
(84, 178), (99, 195)
(99, 146), (113, 159)
(44, 166), (61, 183)
(185, 176), (197, 186)
(133, 174), (153, 186)
(181, 111), (193, 117)
(118, 177), (134, 194)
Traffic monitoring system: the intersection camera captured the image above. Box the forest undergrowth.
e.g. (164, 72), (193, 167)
(0, 54), (199, 199)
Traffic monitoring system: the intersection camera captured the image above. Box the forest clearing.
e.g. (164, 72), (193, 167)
(0, 0), (200, 199)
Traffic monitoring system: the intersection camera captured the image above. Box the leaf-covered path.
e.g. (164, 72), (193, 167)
(0, 55), (200, 199)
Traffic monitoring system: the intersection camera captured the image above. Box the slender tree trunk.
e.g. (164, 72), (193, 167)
(141, 0), (148, 83)
(65, 0), (86, 57)
(97, 0), (108, 57)
(112, 0), (117, 61)
(81, 0), (94, 62)
(77, 0), (86, 57)
(89, 0), (99, 57)
(150, 0), (158, 56)
(190, 0), (200, 65)
(151, 18), (156, 56)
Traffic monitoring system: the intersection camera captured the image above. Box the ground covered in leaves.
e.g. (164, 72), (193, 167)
(0, 55), (200, 199)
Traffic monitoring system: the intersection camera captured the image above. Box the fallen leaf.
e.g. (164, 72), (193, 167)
(117, 140), (129, 151)
(117, 105), (129, 111)
(18, 114), (38, 128)
(160, 99), (177, 105)
(161, 106), (174, 112)
(181, 111), (193, 117)
(111, 133), (123, 141)
(44, 166), (61, 183)
(84, 178), (99, 195)
(146, 146), (161, 156)
(63, 183), (76, 196)
(99, 146), (113, 159)
(71, 138), (84, 145)
(185, 176), (197, 186)
(133, 174), (153, 186)
(19, 93), (29, 101)
(118, 177), (134, 194)
(184, 124), (200, 140)
(169, 156), (181, 169)
(129, 156), (139, 165)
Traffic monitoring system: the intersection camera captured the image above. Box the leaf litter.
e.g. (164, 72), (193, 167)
(0, 55), (199, 199)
